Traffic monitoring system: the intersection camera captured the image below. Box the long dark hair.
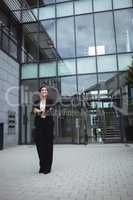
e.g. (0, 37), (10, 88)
(38, 83), (48, 92)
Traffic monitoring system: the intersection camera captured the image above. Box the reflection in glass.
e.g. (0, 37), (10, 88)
(74, 0), (92, 15)
(39, 62), (56, 77)
(21, 79), (38, 138)
(98, 73), (118, 95)
(77, 57), (96, 74)
(21, 79), (38, 144)
(21, 79), (38, 113)
(2, 33), (8, 53)
(9, 40), (17, 59)
(31, 8), (38, 18)
(39, 5), (55, 20)
(39, 0), (55, 5)
(93, 0), (112, 12)
(56, 0), (70, 2)
(97, 55), (117, 72)
(38, 30), (57, 60)
(118, 71), (128, 88)
(39, 32), (49, 48)
(118, 53), (133, 71)
(40, 48), (57, 60)
(113, 0), (132, 9)
(58, 59), (76, 75)
(21, 64), (38, 79)
(56, 2), (73, 17)
(115, 9), (133, 53)
(78, 74), (97, 94)
(24, 33), (38, 62)
(57, 17), (75, 58)
(75, 14), (94, 57)
(95, 12), (116, 55)
(21, 79), (38, 94)
(60, 76), (77, 96)
(40, 77), (58, 87)
(40, 20), (56, 46)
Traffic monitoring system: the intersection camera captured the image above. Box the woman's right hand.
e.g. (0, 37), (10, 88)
(33, 108), (42, 115)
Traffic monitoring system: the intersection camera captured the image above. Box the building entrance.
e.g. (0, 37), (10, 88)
(20, 81), (123, 144)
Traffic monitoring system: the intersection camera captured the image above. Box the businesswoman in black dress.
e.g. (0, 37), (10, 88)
(32, 85), (54, 174)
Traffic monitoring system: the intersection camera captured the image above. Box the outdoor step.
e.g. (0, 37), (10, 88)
(104, 140), (121, 143)
(105, 135), (121, 138)
(105, 133), (120, 135)
(105, 130), (120, 132)
(104, 135), (121, 138)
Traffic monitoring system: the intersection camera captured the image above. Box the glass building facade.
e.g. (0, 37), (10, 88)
(3, 0), (133, 144)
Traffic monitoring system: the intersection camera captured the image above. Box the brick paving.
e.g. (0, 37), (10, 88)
(0, 144), (133, 200)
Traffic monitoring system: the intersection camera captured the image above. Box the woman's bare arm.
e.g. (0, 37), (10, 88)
(33, 107), (42, 114)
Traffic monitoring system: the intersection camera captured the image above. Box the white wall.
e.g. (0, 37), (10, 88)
(0, 50), (19, 148)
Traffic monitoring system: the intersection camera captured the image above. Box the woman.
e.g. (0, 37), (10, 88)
(32, 85), (54, 174)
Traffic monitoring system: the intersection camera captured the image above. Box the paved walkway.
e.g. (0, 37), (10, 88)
(0, 144), (133, 200)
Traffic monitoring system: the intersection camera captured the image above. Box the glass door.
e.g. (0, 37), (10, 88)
(21, 79), (38, 144)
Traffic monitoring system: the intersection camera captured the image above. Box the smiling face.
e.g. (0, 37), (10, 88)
(40, 87), (48, 98)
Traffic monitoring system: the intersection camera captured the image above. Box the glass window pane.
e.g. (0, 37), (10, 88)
(56, 0), (70, 2)
(95, 12), (116, 55)
(2, 33), (9, 53)
(24, 33), (38, 62)
(118, 53), (133, 71)
(9, 40), (17, 59)
(40, 20), (56, 46)
(118, 72), (127, 89)
(97, 55), (117, 72)
(74, 0), (92, 15)
(39, 5), (55, 20)
(39, 62), (56, 77)
(21, 80), (38, 93)
(21, 79), (38, 104)
(21, 79), (38, 144)
(98, 73), (118, 94)
(113, 0), (132, 9)
(78, 74), (97, 94)
(77, 57), (96, 74)
(40, 78), (58, 88)
(40, 0), (55, 5)
(60, 76), (77, 96)
(31, 8), (38, 18)
(58, 59), (76, 75)
(115, 9), (133, 53)
(94, 0), (112, 12)
(38, 34), (51, 49)
(21, 64), (38, 79)
(57, 17), (75, 58)
(56, 2), (73, 17)
(38, 27), (57, 60)
(40, 48), (57, 59)
(75, 14), (94, 57)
